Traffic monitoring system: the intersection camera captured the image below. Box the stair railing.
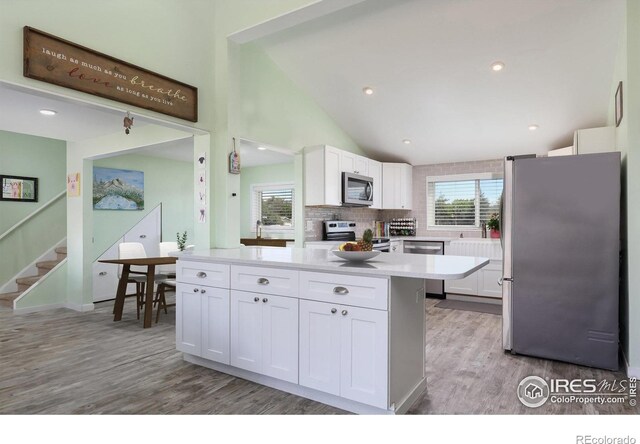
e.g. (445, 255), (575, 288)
(0, 190), (66, 243)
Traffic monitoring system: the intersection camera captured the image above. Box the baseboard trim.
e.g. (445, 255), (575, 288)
(64, 302), (95, 312)
(13, 303), (66, 314)
(183, 353), (419, 415)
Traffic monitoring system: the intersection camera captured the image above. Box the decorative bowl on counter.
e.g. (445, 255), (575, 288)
(330, 249), (381, 262)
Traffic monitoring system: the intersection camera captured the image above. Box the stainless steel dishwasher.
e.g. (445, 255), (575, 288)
(403, 241), (445, 297)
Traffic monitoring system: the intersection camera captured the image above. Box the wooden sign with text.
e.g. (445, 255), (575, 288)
(23, 26), (198, 122)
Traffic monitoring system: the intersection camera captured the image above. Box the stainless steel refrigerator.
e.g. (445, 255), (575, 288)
(501, 152), (620, 371)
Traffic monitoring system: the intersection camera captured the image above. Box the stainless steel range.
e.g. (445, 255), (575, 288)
(322, 221), (390, 252)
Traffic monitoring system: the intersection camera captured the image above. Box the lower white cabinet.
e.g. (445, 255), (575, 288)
(176, 283), (204, 356)
(444, 259), (502, 298)
(201, 286), (230, 364)
(230, 290), (299, 384)
(299, 299), (388, 409)
(177, 283), (229, 363)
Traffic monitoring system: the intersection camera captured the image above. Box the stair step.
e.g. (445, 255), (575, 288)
(55, 246), (67, 255)
(0, 291), (23, 308)
(36, 259), (61, 274)
(16, 275), (41, 291)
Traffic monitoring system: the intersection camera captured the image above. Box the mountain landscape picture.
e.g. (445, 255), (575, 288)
(93, 167), (144, 210)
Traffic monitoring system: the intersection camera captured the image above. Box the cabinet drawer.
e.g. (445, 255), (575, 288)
(230, 265), (298, 297)
(177, 261), (230, 288)
(299, 272), (388, 310)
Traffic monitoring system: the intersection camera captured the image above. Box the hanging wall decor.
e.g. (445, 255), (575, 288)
(229, 137), (241, 174)
(67, 172), (80, 197)
(24, 26), (198, 122)
(0, 175), (38, 202)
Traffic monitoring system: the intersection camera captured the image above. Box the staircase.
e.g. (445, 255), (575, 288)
(0, 246), (67, 309)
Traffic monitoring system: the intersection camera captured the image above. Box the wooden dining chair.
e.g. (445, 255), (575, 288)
(117, 242), (149, 320)
(155, 278), (176, 323)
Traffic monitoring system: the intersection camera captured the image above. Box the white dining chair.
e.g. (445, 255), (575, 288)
(158, 241), (178, 277)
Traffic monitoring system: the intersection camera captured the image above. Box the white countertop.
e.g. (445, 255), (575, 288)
(175, 247), (489, 280)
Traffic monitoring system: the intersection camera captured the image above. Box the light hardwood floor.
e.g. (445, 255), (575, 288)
(0, 298), (636, 414)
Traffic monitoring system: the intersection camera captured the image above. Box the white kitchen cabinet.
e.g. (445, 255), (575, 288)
(548, 146), (574, 157)
(299, 299), (341, 395)
(477, 261), (503, 298)
(230, 290), (299, 383)
(304, 145), (378, 206)
(444, 273), (478, 295)
(382, 163), (413, 210)
(339, 305), (388, 409)
(573, 126), (615, 155)
(444, 259), (502, 299)
(176, 283), (203, 356)
(201, 287), (230, 364)
(390, 239), (403, 253)
(368, 159), (382, 209)
(299, 299), (388, 409)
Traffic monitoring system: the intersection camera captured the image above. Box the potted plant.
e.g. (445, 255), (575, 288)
(487, 213), (500, 239)
(177, 231), (188, 251)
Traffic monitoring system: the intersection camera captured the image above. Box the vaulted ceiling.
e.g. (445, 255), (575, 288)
(258, 0), (625, 164)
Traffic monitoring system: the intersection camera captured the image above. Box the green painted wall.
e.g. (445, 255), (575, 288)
(0, 130), (66, 289)
(240, 162), (295, 238)
(0, 130), (66, 232)
(231, 43), (363, 155)
(92, 153), (194, 261)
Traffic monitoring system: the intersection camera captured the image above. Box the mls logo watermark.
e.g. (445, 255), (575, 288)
(517, 375), (637, 408)
(517, 376), (550, 408)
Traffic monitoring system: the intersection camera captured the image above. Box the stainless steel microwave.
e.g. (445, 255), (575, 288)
(342, 172), (374, 206)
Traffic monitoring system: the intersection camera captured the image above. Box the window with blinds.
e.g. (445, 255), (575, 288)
(427, 174), (503, 229)
(252, 183), (295, 231)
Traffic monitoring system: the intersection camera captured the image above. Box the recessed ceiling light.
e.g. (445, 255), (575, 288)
(491, 61), (505, 72)
(257, 146), (267, 151)
(362, 87), (374, 95)
(403, 139), (411, 145)
(39, 109), (57, 116)
(528, 124), (539, 131)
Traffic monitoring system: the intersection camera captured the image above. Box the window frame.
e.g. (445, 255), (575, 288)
(250, 182), (296, 233)
(426, 172), (503, 231)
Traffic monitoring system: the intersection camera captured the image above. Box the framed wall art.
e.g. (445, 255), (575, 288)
(0, 175), (38, 202)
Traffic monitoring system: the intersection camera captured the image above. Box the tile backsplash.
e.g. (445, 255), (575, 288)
(304, 158), (502, 240)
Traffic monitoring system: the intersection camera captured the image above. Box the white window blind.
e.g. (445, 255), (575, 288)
(427, 174), (503, 229)
(251, 183), (295, 231)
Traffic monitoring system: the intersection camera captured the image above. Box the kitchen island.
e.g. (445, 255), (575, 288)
(173, 247), (489, 414)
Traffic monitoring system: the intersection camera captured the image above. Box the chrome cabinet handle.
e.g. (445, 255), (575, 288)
(139, 235), (147, 238)
(200, 289), (206, 294)
(331, 308), (337, 314)
(498, 278), (503, 286)
(333, 286), (349, 295)
(257, 277), (270, 285)
(98, 271), (107, 276)
(341, 310), (348, 316)
(196, 272), (207, 278)
(253, 297), (260, 302)
(193, 288), (199, 293)
(262, 298), (268, 303)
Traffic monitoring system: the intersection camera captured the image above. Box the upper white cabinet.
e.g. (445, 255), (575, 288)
(368, 159), (382, 209)
(573, 126), (615, 155)
(304, 145), (410, 209)
(304, 145), (342, 206)
(382, 163), (413, 210)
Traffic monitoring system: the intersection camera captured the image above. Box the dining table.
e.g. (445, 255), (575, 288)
(98, 256), (177, 328)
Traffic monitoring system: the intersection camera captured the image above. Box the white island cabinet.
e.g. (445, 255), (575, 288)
(174, 247), (489, 414)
